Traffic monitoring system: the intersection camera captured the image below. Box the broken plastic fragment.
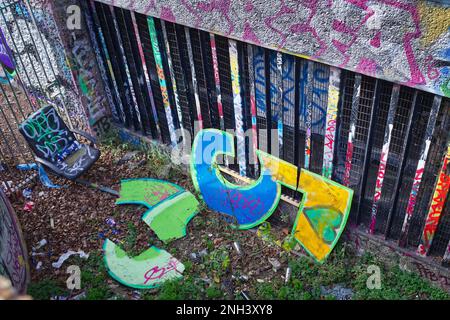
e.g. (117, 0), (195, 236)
(103, 239), (184, 289)
(52, 250), (89, 269)
(116, 179), (199, 243)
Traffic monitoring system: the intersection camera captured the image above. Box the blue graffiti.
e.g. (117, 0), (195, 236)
(254, 47), (266, 115)
(191, 129), (280, 228)
(299, 63), (328, 129)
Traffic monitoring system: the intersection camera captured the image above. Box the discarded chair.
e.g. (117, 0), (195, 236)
(18, 106), (119, 196)
(18, 105), (100, 181)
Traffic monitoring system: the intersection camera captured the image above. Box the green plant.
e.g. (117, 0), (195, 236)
(156, 277), (205, 300)
(27, 279), (68, 300)
(206, 285), (223, 299)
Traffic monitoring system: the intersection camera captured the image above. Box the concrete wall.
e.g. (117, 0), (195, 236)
(96, 0), (450, 98)
(49, 0), (112, 136)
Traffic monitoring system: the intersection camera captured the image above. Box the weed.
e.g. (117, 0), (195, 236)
(27, 279), (68, 300)
(206, 285), (223, 299)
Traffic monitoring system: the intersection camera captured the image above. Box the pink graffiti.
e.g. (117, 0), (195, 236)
(196, 0), (234, 35)
(356, 58), (377, 76)
(378, 0), (425, 85)
(180, 0), (203, 28)
(370, 31), (381, 48)
(244, 1), (254, 12)
(160, 6), (176, 23)
(331, 1), (375, 68)
(243, 22), (260, 44)
(221, 189), (264, 217)
(143, 0), (156, 15)
(143, 258), (180, 284)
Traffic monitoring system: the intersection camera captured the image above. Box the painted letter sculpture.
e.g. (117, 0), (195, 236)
(103, 179), (199, 289)
(190, 129), (281, 229)
(191, 129), (353, 263)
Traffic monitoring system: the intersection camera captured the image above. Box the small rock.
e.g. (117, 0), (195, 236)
(256, 279), (264, 283)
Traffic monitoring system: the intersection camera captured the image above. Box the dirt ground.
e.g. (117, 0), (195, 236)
(2, 134), (449, 300)
(2, 139), (292, 299)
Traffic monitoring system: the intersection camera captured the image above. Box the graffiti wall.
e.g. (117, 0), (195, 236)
(95, 0), (450, 99)
(0, 189), (29, 293)
(48, 0), (112, 136)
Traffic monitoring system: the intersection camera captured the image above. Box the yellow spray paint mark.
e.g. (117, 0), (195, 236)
(258, 151), (353, 262)
(418, 2), (450, 47)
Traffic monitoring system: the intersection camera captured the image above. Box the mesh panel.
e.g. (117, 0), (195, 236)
(254, 46), (268, 153)
(334, 71), (354, 184)
(189, 28), (212, 128)
(164, 22), (194, 136)
(135, 13), (171, 144)
(310, 62), (329, 175)
(359, 81), (392, 228)
(94, 2), (134, 129)
(375, 86), (415, 234)
(389, 92), (435, 239)
(408, 99), (450, 247)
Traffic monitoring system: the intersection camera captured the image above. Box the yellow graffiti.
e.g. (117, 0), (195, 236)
(418, 2), (450, 47)
(258, 150), (353, 262)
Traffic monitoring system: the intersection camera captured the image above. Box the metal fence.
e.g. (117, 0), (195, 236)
(84, 1), (450, 261)
(0, 0), (82, 192)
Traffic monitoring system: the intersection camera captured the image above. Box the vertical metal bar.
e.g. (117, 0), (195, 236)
(229, 39), (246, 176)
(161, 20), (185, 146)
(108, 5), (141, 131)
(355, 79), (380, 225)
(184, 26), (203, 130)
(384, 91), (418, 238)
(88, 0), (124, 124)
(342, 73), (362, 186)
(264, 49), (272, 154)
(122, 9), (157, 136)
(293, 57), (301, 171)
(322, 67), (341, 179)
(198, 31), (212, 129)
(0, 86), (29, 162)
(210, 34), (224, 131)
(82, 0), (117, 123)
(417, 136), (450, 256)
(95, 2), (133, 129)
(116, 8), (150, 134)
(0, 9), (45, 107)
(16, 1), (74, 127)
(304, 61), (313, 170)
(369, 84), (400, 234)
(148, 17), (177, 146)
(275, 52), (283, 159)
(130, 11), (160, 139)
(443, 241), (450, 266)
(247, 44), (258, 174)
(399, 95), (442, 247)
(0, 64), (27, 119)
